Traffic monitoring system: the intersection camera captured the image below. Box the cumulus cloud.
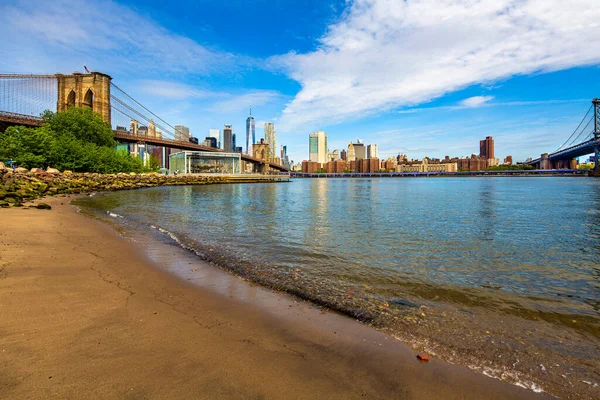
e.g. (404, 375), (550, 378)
(273, 0), (600, 130)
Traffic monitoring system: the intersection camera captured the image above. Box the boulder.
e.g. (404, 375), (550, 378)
(0, 162), (6, 171)
(30, 168), (45, 174)
(46, 167), (60, 174)
(35, 203), (52, 210)
(63, 170), (73, 175)
(129, 172), (137, 176)
(14, 167), (28, 173)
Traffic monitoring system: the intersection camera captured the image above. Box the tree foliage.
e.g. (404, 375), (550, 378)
(0, 108), (155, 173)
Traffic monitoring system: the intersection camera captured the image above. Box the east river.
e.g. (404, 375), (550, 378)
(76, 177), (600, 399)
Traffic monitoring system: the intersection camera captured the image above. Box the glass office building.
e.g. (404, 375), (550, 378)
(169, 151), (241, 174)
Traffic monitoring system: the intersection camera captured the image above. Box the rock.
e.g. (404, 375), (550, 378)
(46, 167), (60, 174)
(63, 170), (73, 175)
(0, 200), (9, 208)
(129, 172), (137, 176)
(416, 354), (429, 362)
(30, 168), (41, 174)
(35, 203), (52, 210)
(14, 167), (28, 173)
(390, 298), (419, 308)
(0, 162), (6, 171)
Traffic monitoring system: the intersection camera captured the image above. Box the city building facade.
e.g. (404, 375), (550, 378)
(223, 124), (233, 152)
(395, 158), (457, 173)
(264, 122), (277, 160)
(480, 136), (495, 159)
(347, 142), (356, 162)
(246, 107), (255, 154)
(309, 130), (328, 164)
(367, 144), (378, 159)
(209, 128), (220, 149)
(174, 125), (190, 142)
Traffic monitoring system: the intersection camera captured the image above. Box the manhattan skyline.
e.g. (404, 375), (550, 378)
(1, 0), (599, 163)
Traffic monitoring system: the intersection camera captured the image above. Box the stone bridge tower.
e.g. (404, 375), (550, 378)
(56, 72), (112, 123)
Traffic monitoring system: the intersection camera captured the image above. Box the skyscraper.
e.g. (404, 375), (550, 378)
(479, 136), (495, 159)
(174, 125), (190, 141)
(347, 142), (356, 162)
(367, 144), (379, 159)
(246, 106), (255, 154)
(264, 122), (277, 160)
(209, 128), (220, 148)
(309, 130), (328, 164)
(353, 140), (366, 160)
(223, 124), (233, 152)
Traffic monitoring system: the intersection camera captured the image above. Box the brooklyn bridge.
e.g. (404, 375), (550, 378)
(0, 72), (289, 173)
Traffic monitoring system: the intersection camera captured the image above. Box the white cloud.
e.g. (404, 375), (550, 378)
(398, 98), (589, 113)
(0, 0), (235, 76)
(273, 0), (600, 130)
(460, 96), (494, 108)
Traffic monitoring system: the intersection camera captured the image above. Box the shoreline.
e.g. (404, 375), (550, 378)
(0, 195), (550, 399)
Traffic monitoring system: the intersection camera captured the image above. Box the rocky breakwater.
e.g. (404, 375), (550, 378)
(0, 163), (226, 208)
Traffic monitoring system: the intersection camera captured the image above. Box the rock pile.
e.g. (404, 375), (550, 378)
(0, 166), (226, 208)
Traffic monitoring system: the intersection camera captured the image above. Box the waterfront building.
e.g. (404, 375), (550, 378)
(209, 128), (220, 148)
(480, 136), (495, 159)
(455, 155), (487, 171)
(174, 125), (190, 142)
(169, 151), (241, 174)
(382, 157), (397, 171)
(347, 142), (356, 162)
(353, 140), (366, 160)
(327, 149), (340, 161)
(264, 122), (277, 160)
(223, 124), (233, 152)
(302, 160), (321, 173)
(246, 107), (255, 154)
(309, 130), (328, 164)
(340, 149), (347, 160)
(395, 158), (457, 173)
(189, 136), (199, 145)
(504, 155), (513, 165)
(367, 144), (378, 159)
(326, 159), (347, 173)
(253, 139), (270, 162)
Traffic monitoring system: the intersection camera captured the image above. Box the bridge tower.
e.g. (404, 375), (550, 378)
(594, 98), (600, 168)
(56, 72), (112, 123)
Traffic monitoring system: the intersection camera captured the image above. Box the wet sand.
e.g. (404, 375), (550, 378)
(0, 196), (549, 399)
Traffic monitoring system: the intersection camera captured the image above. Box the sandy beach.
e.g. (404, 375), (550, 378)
(0, 196), (549, 399)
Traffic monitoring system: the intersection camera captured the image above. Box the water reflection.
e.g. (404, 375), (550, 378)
(75, 178), (600, 318)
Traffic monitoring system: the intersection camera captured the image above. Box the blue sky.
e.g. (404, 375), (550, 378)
(1, 0), (600, 163)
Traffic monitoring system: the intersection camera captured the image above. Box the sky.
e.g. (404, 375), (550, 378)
(1, 0), (600, 163)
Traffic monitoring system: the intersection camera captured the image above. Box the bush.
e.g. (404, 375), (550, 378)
(0, 108), (152, 173)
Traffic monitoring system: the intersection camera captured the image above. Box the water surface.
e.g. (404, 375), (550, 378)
(76, 177), (600, 399)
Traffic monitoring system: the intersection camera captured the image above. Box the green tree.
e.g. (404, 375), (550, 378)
(0, 125), (53, 169)
(0, 108), (150, 173)
(42, 108), (115, 148)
